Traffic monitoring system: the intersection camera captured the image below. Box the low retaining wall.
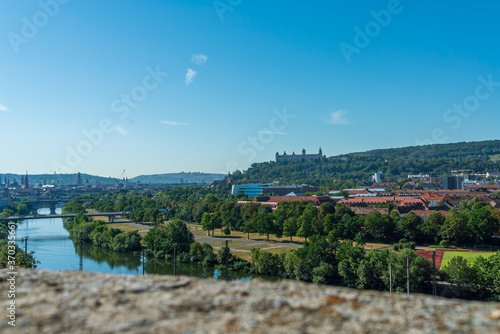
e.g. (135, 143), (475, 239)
(1, 269), (499, 333)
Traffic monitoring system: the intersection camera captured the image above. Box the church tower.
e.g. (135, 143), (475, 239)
(24, 171), (29, 189)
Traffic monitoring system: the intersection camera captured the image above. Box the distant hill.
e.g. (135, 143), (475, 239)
(1, 172), (225, 186)
(334, 139), (500, 161)
(0, 173), (119, 186)
(129, 172), (225, 184)
(230, 139), (500, 187)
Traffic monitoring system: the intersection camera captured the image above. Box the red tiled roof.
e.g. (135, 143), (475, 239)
(465, 184), (500, 189)
(255, 196), (333, 206)
(339, 196), (426, 207)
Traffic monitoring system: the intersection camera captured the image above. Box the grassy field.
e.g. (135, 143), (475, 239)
(440, 251), (495, 268)
(490, 154), (500, 162)
(205, 240), (253, 248)
(106, 223), (143, 232)
(107, 222), (392, 260)
(187, 223), (307, 244)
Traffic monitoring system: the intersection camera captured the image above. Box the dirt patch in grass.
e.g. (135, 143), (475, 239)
(107, 223), (142, 232)
(363, 243), (391, 250)
(192, 229), (211, 236)
(490, 154), (500, 162)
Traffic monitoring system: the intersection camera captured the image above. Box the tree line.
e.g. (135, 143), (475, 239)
(63, 200), (141, 252)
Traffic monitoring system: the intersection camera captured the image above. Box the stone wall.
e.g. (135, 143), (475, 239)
(2, 269), (500, 333)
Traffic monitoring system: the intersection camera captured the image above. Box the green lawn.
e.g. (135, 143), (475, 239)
(441, 251), (495, 268)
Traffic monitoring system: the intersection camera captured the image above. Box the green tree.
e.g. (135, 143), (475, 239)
(201, 212), (221, 236)
(283, 217), (298, 242)
(356, 250), (390, 290)
(381, 249), (432, 293)
(396, 212), (423, 241)
(364, 211), (391, 241)
(440, 210), (470, 245)
(251, 248), (282, 276)
(312, 261), (336, 285)
(254, 210), (275, 241)
(283, 250), (310, 281)
(441, 256), (480, 292)
(143, 219), (194, 256)
(467, 203), (499, 244)
(420, 212), (445, 244)
(241, 219), (256, 239)
(318, 202), (336, 221)
(337, 240), (365, 288)
(297, 204), (317, 241)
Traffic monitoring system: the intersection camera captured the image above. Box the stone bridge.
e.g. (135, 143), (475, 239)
(24, 198), (91, 215)
(0, 211), (130, 223)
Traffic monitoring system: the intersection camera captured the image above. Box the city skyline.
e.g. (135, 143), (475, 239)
(1, 1), (500, 178)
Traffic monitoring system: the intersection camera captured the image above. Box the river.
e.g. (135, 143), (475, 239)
(14, 208), (276, 280)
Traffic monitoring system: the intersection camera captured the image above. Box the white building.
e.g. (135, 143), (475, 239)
(373, 172), (383, 183)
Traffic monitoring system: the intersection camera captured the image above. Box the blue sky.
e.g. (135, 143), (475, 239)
(1, 1), (500, 178)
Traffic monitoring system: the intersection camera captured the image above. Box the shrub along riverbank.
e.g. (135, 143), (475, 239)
(63, 213), (142, 252)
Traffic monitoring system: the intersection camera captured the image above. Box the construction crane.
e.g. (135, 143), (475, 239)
(120, 169), (126, 180)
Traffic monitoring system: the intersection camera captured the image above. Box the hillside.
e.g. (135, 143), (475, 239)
(0, 173), (119, 186)
(340, 139), (500, 160)
(128, 172), (225, 184)
(1, 172), (225, 186)
(231, 140), (500, 187)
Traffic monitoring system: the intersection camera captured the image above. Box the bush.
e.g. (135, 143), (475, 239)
(439, 240), (451, 248)
(393, 239), (415, 251)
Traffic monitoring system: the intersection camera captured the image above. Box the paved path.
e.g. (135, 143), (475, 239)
(189, 227), (303, 252)
(108, 220), (303, 253)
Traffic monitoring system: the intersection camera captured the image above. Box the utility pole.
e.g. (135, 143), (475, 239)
(173, 244), (177, 277)
(406, 254), (410, 297)
(142, 249), (145, 276)
(22, 236), (29, 268)
(79, 238), (83, 271)
(389, 263), (393, 295)
(432, 251), (437, 297)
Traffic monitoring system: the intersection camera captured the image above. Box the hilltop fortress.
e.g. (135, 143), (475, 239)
(276, 148), (324, 163)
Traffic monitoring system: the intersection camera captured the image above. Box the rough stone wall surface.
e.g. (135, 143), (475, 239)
(1, 269), (500, 334)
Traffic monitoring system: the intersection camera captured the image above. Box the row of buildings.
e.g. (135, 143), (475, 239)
(236, 186), (499, 220)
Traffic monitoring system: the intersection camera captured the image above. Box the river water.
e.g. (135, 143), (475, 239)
(15, 208), (274, 280)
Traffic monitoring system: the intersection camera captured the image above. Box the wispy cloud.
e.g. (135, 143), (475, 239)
(185, 68), (197, 86)
(258, 130), (287, 135)
(191, 54), (208, 66)
(0, 103), (10, 112)
(161, 120), (191, 126)
(328, 110), (350, 125)
(115, 125), (128, 136)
